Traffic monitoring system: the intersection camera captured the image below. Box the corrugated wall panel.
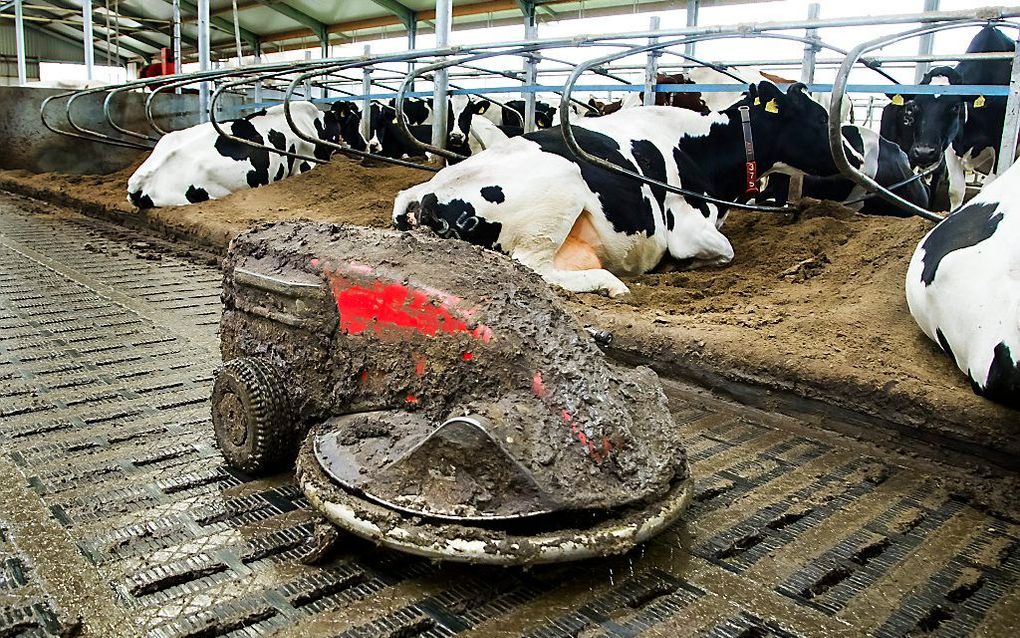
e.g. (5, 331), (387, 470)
(0, 22), (89, 63)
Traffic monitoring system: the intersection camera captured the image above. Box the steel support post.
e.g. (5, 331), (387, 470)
(252, 46), (262, 104)
(997, 36), (1020, 175)
(198, 0), (210, 122)
(82, 0), (94, 80)
(684, 0), (699, 59)
(172, 0), (182, 93)
(407, 18), (417, 86)
(914, 0), (940, 83)
(304, 50), (312, 98)
(523, 10), (539, 133)
(800, 3), (820, 88)
(361, 45), (373, 140)
(14, 0), (26, 85)
(431, 0), (453, 149)
(643, 16), (661, 106)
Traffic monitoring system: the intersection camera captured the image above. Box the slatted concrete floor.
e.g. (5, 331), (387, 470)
(0, 192), (1018, 638)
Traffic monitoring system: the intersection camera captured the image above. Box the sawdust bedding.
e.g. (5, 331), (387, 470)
(1, 153), (1015, 454)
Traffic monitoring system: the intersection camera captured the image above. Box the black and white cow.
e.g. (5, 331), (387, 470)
(389, 95), (495, 150)
(378, 99), (521, 161)
(905, 157), (1020, 408)
(392, 82), (838, 296)
(760, 125), (930, 216)
(888, 26), (1015, 209)
(127, 101), (356, 209)
(489, 99), (557, 129)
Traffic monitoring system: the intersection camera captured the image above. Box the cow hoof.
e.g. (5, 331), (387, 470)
(607, 286), (631, 299)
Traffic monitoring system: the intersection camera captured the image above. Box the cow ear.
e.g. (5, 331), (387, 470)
(753, 81), (784, 112)
(475, 99), (491, 114)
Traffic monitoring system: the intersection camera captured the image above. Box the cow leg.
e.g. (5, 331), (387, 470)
(514, 211), (630, 297)
(946, 150), (966, 211)
(527, 261), (631, 297)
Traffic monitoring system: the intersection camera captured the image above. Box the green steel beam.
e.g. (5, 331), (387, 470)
(29, 21), (140, 63)
(255, 0), (326, 42)
(178, 0), (260, 50)
(36, 0), (179, 52)
(367, 0), (416, 30)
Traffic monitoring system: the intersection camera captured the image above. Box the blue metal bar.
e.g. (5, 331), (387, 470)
(228, 82), (1014, 113)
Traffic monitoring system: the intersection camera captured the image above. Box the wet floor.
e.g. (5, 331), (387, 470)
(0, 192), (1017, 638)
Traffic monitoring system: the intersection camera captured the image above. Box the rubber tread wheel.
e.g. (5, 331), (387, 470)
(212, 357), (292, 475)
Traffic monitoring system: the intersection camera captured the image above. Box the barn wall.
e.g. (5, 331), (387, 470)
(0, 22), (129, 84)
(0, 86), (244, 175)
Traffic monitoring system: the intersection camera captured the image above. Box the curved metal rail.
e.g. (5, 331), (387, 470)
(828, 19), (1020, 221)
(561, 35), (805, 214)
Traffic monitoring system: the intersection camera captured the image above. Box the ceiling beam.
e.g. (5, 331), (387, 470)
(255, 1), (326, 41)
(366, 0), (416, 30)
(178, 0), (260, 50)
(29, 21), (137, 64)
(264, 0), (561, 44)
(35, 0), (181, 52)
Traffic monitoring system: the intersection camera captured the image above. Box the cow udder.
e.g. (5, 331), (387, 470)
(554, 211), (604, 271)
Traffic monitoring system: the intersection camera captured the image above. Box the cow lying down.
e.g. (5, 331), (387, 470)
(905, 158), (1020, 408)
(393, 82), (838, 297)
(760, 125), (930, 216)
(128, 101), (355, 209)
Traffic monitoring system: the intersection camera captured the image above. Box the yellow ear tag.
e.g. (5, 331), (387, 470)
(974, 95), (986, 108)
(891, 94), (905, 106)
(392, 117), (398, 123)
(478, 104), (488, 114)
(753, 97), (761, 106)
(764, 98), (779, 114)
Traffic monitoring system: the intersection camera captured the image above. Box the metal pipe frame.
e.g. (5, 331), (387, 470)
(800, 3), (820, 87)
(198, 0), (211, 122)
(996, 33), (1020, 176)
(643, 16), (660, 107)
(38, 3), (1020, 195)
(173, 0), (181, 93)
(560, 34), (803, 214)
(829, 19), (1020, 221)
(82, 0), (93, 80)
(393, 42), (647, 162)
(47, 1), (1013, 137)
(432, 0), (453, 149)
(14, 0), (25, 85)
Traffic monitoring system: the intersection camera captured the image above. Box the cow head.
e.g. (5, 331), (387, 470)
(535, 106), (556, 129)
(449, 96), (491, 150)
(329, 102), (367, 151)
(364, 103), (395, 154)
(741, 81), (839, 177)
(898, 67), (967, 169)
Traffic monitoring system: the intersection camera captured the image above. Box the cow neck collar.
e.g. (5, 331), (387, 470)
(738, 106), (760, 195)
(675, 106), (775, 203)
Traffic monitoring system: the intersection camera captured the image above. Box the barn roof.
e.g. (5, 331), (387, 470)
(1, 1), (758, 64)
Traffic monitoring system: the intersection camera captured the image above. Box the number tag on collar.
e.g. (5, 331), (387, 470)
(764, 98), (779, 114)
(891, 94), (905, 106)
(974, 95), (986, 108)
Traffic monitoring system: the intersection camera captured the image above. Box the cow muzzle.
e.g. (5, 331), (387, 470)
(910, 145), (940, 169)
(396, 201), (420, 231)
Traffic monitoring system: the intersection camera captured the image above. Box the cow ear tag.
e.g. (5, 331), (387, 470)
(891, 94), (905, 106)
(477, 104), (489, 114)
(764, 98), (779, 114)
(974, 95), (986, 109)
(753, 97), (761, 106)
